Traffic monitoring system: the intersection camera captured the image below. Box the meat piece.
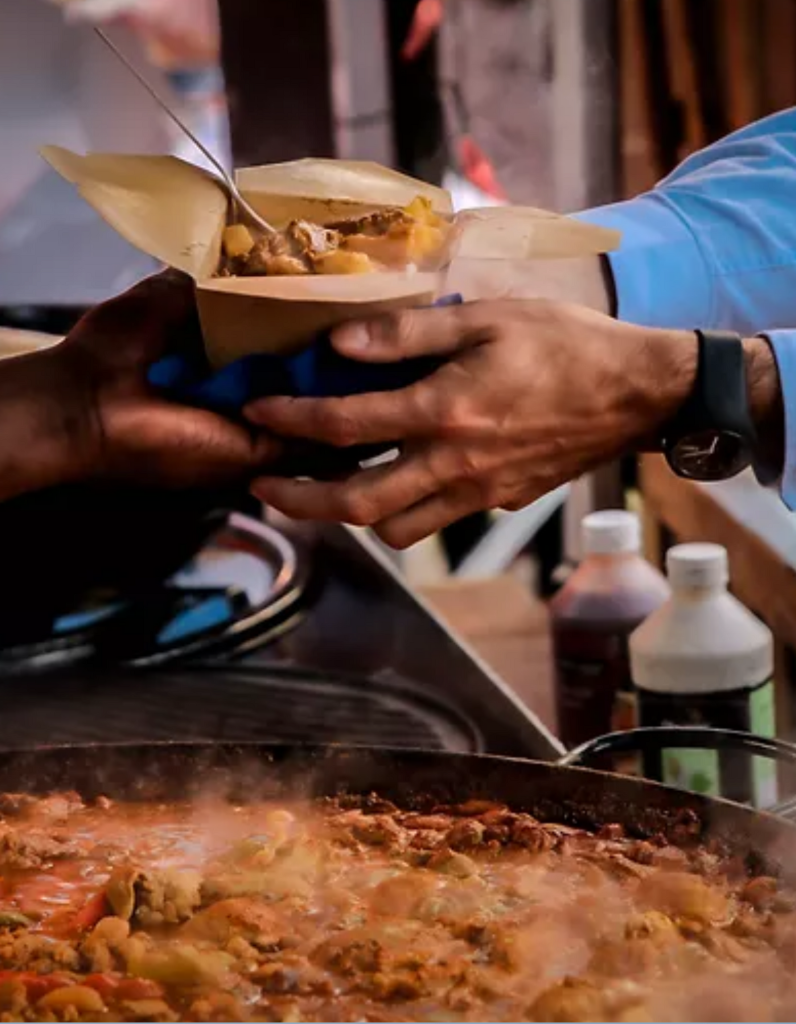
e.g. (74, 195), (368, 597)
(181, 898), (284, 947)
(625, 910), (679, 943)
(399, 815), (452, 832)
(741, 876), (780, 911)
(313, 934), (384, 976)
(528, 978), (610, 1022)
(252, 956), (332, 997)
(131, 944), (235, 987)
(369, 872), (439, 917)
(0, 792), (82, 822)
(0, 828), (76, 870)
(351, 816), (405, 849)
(0, 931), (80, 973)
(286, 219), (340, 260)
(328, 209), (409, 237)
(358, 794), (399, 815)
(511, 819), (555, 852)
(236, 237), (309, 277)
(408, 830), (443, 852)
(530, 979), (648, 1023)
(106, 865), (201, 926)
(638, 871), (730, 925)
(81, 916), (131, 973)
(426, 849), (477, 879)
(671, 808), (703, 844)
(446, 820), (485, 851)
(368, 970), (426, 1001)
(597, 823), (625, 841)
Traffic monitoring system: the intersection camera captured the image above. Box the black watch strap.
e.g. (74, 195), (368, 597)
(683, 330), (754, 434)
(663, 330), (756, 481)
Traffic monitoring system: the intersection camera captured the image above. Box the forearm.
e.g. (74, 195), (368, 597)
(0, 348), (86, 503)
(744, 336), (784, 473)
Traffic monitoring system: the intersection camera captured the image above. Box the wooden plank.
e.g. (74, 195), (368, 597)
(421, 576), (556, 732)
(619, 0), (660, 194)
(761, 0), (796, 114)
(661, 0), (706, 159)
(721, 0), (762, 130)
(640, 455), (796, 649)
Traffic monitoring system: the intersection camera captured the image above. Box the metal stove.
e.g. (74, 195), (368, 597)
(0, 508), (560, 760)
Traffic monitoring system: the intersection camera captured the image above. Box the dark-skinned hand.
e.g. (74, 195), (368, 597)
(0, 270), (280, 503)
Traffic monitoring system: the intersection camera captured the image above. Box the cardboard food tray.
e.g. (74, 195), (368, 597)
(40, 148), (620, 369)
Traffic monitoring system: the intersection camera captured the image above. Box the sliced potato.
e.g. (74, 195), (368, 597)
(313, 249), (376, 275)
(222, 224), (255, 259)
(342, 233), (411, 269)
(38, 985), (105, 1014)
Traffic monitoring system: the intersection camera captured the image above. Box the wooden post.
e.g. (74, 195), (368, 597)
(218, 0), (335, 166)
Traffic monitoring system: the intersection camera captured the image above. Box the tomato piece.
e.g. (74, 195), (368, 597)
(72, 890), (109, 932)
(23, 973), (75, 1003)
(115, 978), (165, 1000)
(84, 973), (121, 999)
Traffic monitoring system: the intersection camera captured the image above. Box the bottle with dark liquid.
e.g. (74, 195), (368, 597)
(551, 511), (670, 749)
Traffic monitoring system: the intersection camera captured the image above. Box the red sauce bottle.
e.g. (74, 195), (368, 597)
(550, 511), (670, 749)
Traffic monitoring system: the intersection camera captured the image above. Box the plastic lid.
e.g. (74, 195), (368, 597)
(582, 510), (641, 555)
(666, 543), (729, 590)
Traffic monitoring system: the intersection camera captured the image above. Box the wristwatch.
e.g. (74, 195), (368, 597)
(662, 330), (756, 482)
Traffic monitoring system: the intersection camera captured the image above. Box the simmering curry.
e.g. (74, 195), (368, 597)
(0, 790), (793, 1022)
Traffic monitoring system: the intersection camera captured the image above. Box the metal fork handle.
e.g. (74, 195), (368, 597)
(94, 28), (276, 238)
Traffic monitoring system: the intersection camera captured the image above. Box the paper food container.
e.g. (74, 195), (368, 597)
(40, 147), (620, 369)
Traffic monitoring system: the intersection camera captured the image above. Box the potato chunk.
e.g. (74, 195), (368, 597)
(222, 224), (255, 259)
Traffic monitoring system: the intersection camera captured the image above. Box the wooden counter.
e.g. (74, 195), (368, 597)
(421, 575), (556, 734)
(640, 454), (796, 731)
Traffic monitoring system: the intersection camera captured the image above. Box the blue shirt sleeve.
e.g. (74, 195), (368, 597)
(576, 107), (796, 507)
(762, 329), (796, 508)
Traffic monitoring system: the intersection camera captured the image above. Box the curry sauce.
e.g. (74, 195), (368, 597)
(0, 792), (793, 1021)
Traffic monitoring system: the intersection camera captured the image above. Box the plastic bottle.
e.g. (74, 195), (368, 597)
(551, 510), (670, 748)
(630, 543), (775, 807)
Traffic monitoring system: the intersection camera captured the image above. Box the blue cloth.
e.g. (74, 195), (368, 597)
(577, 108), (796, 507)
(149, 293), (462, 479)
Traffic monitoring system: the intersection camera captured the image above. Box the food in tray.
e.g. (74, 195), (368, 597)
(0, 791), (794, 1022)
(217, 197), (449, 278)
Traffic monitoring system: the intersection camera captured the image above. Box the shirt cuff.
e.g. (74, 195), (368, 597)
(759, 329), (796, 508)
(576, 194), (714, 330)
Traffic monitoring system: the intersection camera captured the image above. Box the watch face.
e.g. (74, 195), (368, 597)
(669, 430), (751, 482)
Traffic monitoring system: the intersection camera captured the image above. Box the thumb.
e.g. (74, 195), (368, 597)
(78, 269), (200, 367)
(331, 303), (488, 363)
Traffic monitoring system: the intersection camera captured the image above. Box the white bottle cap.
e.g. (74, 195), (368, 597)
(666, 543), (729, 590)
(582, 510), (641, 555)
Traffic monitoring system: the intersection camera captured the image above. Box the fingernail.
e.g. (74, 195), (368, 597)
(334, 323), (372, 351)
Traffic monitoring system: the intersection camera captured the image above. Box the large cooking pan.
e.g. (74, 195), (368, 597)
(1, 729), (795, 877)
